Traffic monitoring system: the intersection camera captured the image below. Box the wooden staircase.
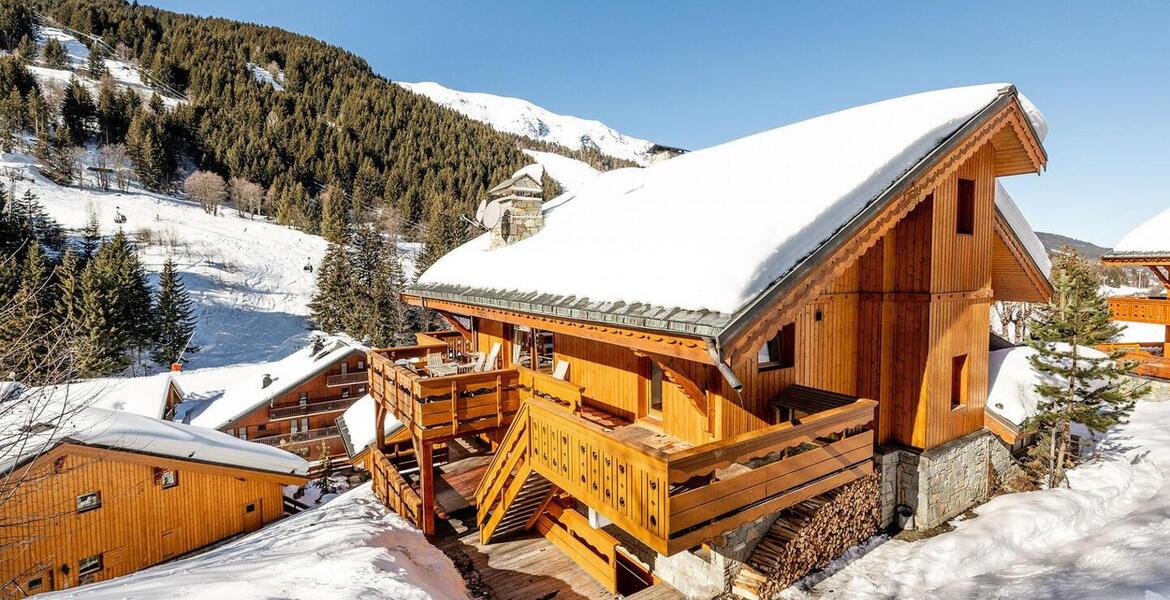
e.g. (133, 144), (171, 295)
(475, 403), (551, 543)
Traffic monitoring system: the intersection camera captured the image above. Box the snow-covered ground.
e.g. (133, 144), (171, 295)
(1117, 321), (1167, 345)
(45, 484), (468, 600)
(246, 62), (284, 91)
(399, 81), (654, 165)
(788, 389), (1170, 600)
(32, 26), (184, 108)
(522, 149), (600, 191)
(1, 149), (328, 369)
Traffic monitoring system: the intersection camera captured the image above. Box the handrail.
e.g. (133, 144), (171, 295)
(269, 397), (355, 420)
(1108, 296), (1170, 325)
(474, 402), (531, 506)
(251, 426), (340, 446)
(325, 371), (368, 387)
(516, 365), (583, 414)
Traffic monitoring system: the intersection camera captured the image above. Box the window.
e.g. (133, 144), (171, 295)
(291, 418), (309, 434)
(78, 554), (103, 576)
(758, 323), (796, 371)
(510, 325), (533, 368)
(245, 503), (256, 513)
(951, 354), (969, 409)
(357, 360), (365, 370)
(341, 387), (351, 399)
(236, 428), (247, 440)
(257, 424), (267, 432)
(27, 576), (44, 591)
(76, 492), (101, 513)
(956, 178), (975, 235)
(358, 385), (367, 393)
(54, 456), (66, 473)
(160, 469), (178, 489)
(647, 361), (663, 417)
(298, 392), (309, 407)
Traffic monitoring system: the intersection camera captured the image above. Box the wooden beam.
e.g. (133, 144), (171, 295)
(415, 436), (436, 535)
(1149, 266), (1170, 292)
(436, 311), (474, 340)
(404, 296), (713, 364)
(634, 350), (708, 417)
(524, 485), (559, 531)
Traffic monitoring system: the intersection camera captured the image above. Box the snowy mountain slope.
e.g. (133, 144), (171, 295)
(31, 26), (184, 108)
(45, 484), (468, 600)
(2, 150), (329, 369)
(399, 81), (654, 165)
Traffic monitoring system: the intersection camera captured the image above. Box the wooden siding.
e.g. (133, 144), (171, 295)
(1, 445), (291, 596)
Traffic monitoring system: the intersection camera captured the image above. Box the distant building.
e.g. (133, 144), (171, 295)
(645, 143), (688, 163)
(0, 397), (307, 597)
(190, 335), (369, 465)
(1101, 210), (1170, 378)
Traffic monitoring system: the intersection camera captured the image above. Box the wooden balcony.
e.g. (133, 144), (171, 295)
(325, 371), (368, 387)
(269, 397), (355, 421)
(251, 425), (340, 447)
(1109, 296), (1170, 325)
(478, 395), (876, 556)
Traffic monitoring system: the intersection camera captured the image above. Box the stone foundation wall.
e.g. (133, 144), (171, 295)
(877, 429), (1020, 531)
(652, 512), (781, 599)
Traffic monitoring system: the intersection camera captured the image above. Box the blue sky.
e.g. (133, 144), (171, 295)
(145, 1), (1170, 246)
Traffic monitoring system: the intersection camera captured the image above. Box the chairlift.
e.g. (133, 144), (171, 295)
(303, 260), (313, 273)
(113, 207), (127, 224)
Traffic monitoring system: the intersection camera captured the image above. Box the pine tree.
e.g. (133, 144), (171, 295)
(61, 77), (96, 145)
(0, 0), (36, 51)
(0, 242), (51, 378)
(308, 243), (356, 333)
(54, 247), (83, 328)
(151, 257), (198, 365)
(318, 184), (349, 244)
(14, 34), (35, 64)
(1024, 248), (1149, 487)
(42, 37), (68, 70)
(86, 41), (109, 79)
(75, 259), (126, 376)
(80, 206), (101, 260)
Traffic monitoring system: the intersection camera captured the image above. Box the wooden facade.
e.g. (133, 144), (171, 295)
(1100, 255), (1170, 379)
(0, 444), (303, 598)
(217, 349), (368, 463)
(362, 93), (1050, 591)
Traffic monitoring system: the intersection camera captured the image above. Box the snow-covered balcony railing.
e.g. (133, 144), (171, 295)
(325, 371), (368, 387)
(368, 345), (521, 442)
(251, 425), (341, 447)
(269, 397), (356, 421)
(1108, 296), (1170, 325)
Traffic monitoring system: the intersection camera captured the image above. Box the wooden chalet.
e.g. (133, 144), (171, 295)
(362, 84), (1052, 597)
(1101, 209), (1170, 379)
(0, 398), (307, 598)
(191, 335), (369, 464)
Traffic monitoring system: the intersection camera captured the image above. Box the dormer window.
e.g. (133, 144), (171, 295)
(957, 178), (975, 235)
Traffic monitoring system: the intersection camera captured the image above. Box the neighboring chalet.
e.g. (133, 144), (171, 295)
(34, 373), (186, 421)
(191, 335), (369, 464)
(1101, 209), (1170, 379)
(362, 84), (1051, 597)
(0, 386), (307, 597)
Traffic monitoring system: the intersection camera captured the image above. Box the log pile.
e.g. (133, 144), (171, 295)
(731, 473), (880, 600)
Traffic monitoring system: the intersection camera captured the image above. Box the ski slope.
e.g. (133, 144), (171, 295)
(399, 81), (654, 165)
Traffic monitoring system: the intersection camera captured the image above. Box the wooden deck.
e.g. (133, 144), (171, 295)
(432, 445), (683, 600)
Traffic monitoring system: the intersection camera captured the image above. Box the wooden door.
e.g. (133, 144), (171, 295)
(242, 498), (263, 533)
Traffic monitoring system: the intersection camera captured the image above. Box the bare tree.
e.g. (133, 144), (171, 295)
(183, 170), (227, 216)
(228, 176), (264, 218)
(102, 144), (131, 192)
(994, 301), (1036, 344)
(66, 147), (87, 187)
(92, 150), (111, 190)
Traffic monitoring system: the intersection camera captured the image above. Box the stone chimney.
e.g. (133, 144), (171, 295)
(261, 374), (272, 388)
(490, 197), (544, 249)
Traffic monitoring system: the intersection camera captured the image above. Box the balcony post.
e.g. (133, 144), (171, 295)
(415, 436), (436, 535)
(374, 400), (387, 453)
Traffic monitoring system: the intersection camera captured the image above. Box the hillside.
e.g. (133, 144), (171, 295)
(1035, 231), (1112, 260)
(399, 81), (655, 165)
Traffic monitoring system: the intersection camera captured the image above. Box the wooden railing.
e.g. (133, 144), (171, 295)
(474, 402), (534, 543)
(269, 397), (354, 420)
(517, 365), (583, 414)
(369, 349), (522, 442)
(496, 397), (876, 555)
(325, 371), (368, 387)
(416, 330), (473, 359)
(251, 425), (340, 447)
(370, 450), (424, 529)
(534, 500), (619, 593)
(1109, 296), (1170, 325)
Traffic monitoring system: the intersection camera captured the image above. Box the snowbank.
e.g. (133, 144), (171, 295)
(45, 484), (467, 600)
(399, 81), (653, 165)
(420, 84), (1046, 316)
(191, 334), (367, 430)
(795, 395), (1170, 599)
(1, 398), (307, 475)
(1116, 320), (1168, 344)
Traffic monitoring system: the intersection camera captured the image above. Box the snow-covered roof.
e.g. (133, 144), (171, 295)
(987, 344), (1109, 427)
(412, 84), (1047, 338)
(995, 182), (1052, 278)
(192, 335), (368, 430)
(1, 391), (308, 476)
(336, 394), (404, 458)
(1105, 208), (1170, 260)
(31, 372), (182, 419)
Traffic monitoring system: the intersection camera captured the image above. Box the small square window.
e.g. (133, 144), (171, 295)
(245, 503), (256, 513)
(78, 554), (103, 576)
(758, 323), (796, 371)
(54, 456), (66, 473)
(357, 360), (365, 370)
(951, 354), (969, 409)
(956, 179), (975, 235)
(358, 385), (367, 393)
(76, 492), (101, 513)
(237, 428), (247, 440)
(27, 576), (43, 591)
(341, 387), (351, 398)
(161, 470), (178, 489)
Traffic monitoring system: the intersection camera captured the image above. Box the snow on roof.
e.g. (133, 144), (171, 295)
(522, 149), (600, 191)
(31, 372), (180, 419)
(1109, 208), (1170, 257)
(55, 484), (467, 600)
(1, 391), (308, 476)
(192, 335), (368, 430)
(336, 394), (404, 458)
(417, 84), (1046, 318)
(996, 182), (1052, 278)
(987, 344), (1109, 427)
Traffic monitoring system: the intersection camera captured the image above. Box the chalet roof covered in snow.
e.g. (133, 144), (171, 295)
(31, 372), (182, 419)
(336, 394), (404, 458)
(1104, 208), (1170, 261)
(1, 389), (308, 476)
(411, 84), (1049, 340)
(191, 335), (367, 430)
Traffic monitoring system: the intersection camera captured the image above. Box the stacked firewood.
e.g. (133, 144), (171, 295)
(732, 474), (880, 600)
